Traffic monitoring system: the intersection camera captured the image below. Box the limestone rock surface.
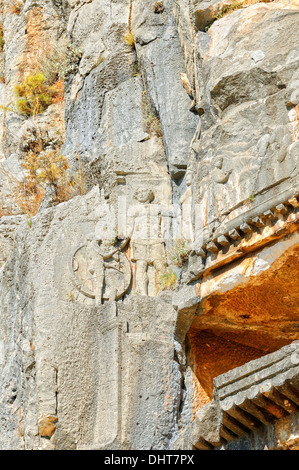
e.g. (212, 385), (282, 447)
(0, 0), (298, 451)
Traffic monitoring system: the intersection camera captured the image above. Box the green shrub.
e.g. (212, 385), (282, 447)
(123, 31), (135, 49)
(14, 72), (63, 117)
(245, 192), (255, 205)
(157, 268), (178, 292)
(167, 239), (191, 268)
(14, 41), (83, 117)
(142, 90), (162, 137)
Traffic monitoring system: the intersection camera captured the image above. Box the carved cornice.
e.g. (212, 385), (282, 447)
(190, 343), (299, 450)
(187, 193), (299, 283)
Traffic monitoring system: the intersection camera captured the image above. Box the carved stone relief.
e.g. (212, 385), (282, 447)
(190, 155), (233, 246)
(187, 112), (298, 247)
(255, 124), (298, 193)
(128, 188), (167, 296)
(68, 185), (171, 300)
(69, 234), (131, 304)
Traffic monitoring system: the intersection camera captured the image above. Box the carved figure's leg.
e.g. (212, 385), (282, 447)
(136, 259), (148, 296)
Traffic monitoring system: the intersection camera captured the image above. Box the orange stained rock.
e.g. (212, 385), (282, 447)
(21, 7), (45, 77)
(38, 415), (58, 438)
(187, 237), (299, 414)
(188, 328), (268, 412)
(201, 242), (299, 334)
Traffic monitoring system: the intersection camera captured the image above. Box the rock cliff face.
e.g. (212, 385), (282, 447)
(0, 0), (298, 450)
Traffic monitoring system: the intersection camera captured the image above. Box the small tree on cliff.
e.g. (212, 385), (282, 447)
(14, 72), (63, 117)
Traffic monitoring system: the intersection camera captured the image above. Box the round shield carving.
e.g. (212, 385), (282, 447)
(69, 244), (132, 301)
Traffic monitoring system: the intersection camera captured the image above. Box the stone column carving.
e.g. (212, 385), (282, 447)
(93, 302), (122, 448)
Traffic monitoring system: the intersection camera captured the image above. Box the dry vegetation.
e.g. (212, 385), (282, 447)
(157, 268), (178, 293)
(205, 0), (269, 30)
(142, 90), (162, 138)
(0, 38), (86, 218)
(153, 2), (164, 14)
(123, 30), (135, 49)
(0, 126), (86, 219)
(167, 239), (191, 268)
(7, 0), (23, 15)
(14, 72), (64, 117)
